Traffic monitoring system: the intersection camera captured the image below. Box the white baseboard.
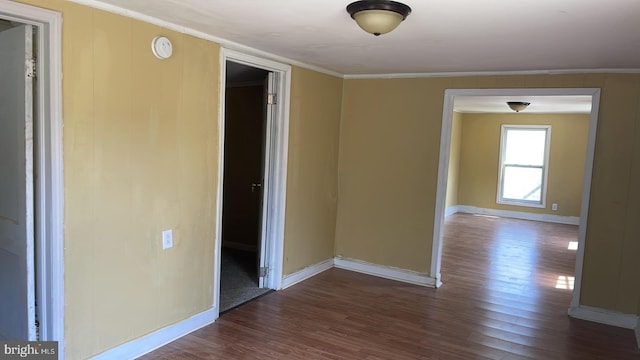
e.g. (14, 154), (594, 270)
(457, 205), (580, 225)
(91, 307), (218, 360)
(281, 258), (334, 289)
(635, 319), (640, 349)
(444, 205), (460, 217)
(334, 257), (438, 287)
(222, 241), (257, 252)
(568, 305), (639, 329)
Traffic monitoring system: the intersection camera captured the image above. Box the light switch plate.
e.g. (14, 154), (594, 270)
(162, 229), (173, 250)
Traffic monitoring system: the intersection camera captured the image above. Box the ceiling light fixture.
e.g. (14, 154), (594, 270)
(507, 101), (530, 112)
(346, 0), (412, 36)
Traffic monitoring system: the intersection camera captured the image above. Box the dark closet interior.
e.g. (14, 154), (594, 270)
(220, 61), (271, 313)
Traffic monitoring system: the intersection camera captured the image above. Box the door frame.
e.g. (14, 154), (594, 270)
(213, 48), (291, 315)
(430, 88), (601, 312)
(0, 0), (64, 352)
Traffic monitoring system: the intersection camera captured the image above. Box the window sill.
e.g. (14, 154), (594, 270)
(497, 199), (546, 209)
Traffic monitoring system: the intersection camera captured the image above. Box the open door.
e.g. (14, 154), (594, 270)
(0, 24), (36, 340)
(258, 72), (278, 287)
(220, 61), (274, 312)
(217, 50), (290, 315)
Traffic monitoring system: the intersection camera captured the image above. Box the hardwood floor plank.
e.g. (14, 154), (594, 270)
(140, 214), (640, 359)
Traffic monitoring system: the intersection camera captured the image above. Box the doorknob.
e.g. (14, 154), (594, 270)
(251, 183), (262, 192)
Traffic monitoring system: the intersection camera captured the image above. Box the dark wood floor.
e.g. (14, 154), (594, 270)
(140, 214), (640, 359)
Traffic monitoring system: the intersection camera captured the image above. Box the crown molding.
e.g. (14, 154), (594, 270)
(67, 1), (640, 81)
(343, 68), (640, 79)
(67, 0), (342, 78)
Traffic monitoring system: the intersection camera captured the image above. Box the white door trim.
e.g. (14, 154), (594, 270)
(431, 88), (600, 312)
(0, 0), (64, 355)
(635, 318), (640, 349)
(214, 48), (291, 315)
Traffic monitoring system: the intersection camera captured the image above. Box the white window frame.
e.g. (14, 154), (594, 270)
(496, 124), (551, 208)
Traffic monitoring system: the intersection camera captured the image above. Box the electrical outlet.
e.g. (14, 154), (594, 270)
(162, 229), (173, 250)
(552, 203), (558, 211)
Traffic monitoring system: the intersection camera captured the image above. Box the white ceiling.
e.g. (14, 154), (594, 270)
(454, 96), (593, 114)
(75, 0), (629, 113)
(82, 0), (640, 76)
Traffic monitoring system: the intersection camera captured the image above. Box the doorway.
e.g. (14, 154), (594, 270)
(430, 88), (601, 314)
(0, 1), (63, 352)
(219, 61), (271, 312)
(0, 18), (38, 341)
(214, 50), (291, 316)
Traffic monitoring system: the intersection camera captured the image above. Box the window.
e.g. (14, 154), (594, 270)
(497, 125), (551, 208)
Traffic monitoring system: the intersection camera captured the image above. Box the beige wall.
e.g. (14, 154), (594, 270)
(283, 67), (343, 274)
(18, 1), (220, 358)
(335, 79), (442, 270)
(457, 113), (589, 216)
(13, 1), (344, 357)
(445, 112), (463, 209)
(336, 74), (640, 315)
(12, 0), (640, 356)
(11, 0), (349, 356)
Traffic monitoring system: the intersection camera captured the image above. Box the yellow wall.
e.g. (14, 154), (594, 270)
(445, 112), (463, 209)
(13, 0), (640, 357)
(336, 74), (640, 315)
(457, 113), (589, 216)
(335, 78), (442, 270)
(65, 7), (219, 360)
(19, 1), (220, 358)
(13, 1), (343, 357)
(284, 67), (343, 274)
